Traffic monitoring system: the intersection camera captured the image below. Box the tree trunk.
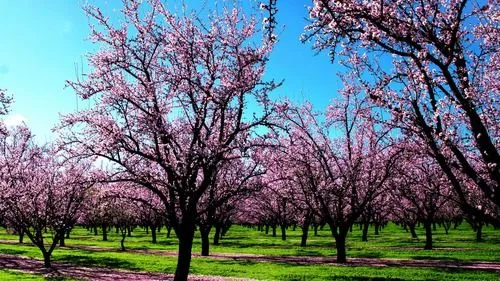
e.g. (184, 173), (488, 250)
(300, 223), (309, 247)
(213, 225), (221, 245)
(43, 251), (51, 268)
(174, 226), (195, 281)
(151, 225), (157, 244)
(424, 221), (433, 250)
(200, 227), (210, 256)
(167, 225), (172, 238)
(280, 224), (286, 241)
(374, 223), (380, 235)
(102, 224), (108, 241)
(476, 222), (483, 242)
(361, 222), (369, 242)
(265, 225), (269, 235)
(272, 225), (277, 237)
(94, 226), (98, 236)
(59, 235), (65, 247)
(65, 230), (70, 239)
(409, 223), (418, 239)
(127, 226), (132, 237)
(335, 234), (347, 263)
(19, 229), (24, 244)
(120, 227), (127, 251)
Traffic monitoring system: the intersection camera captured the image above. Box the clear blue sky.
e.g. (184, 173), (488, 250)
(0, 0), (341, 141)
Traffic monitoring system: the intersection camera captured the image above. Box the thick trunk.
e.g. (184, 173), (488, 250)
(102, 224), (108, 241)
(272, 225), (277, 237)
(19, 229), (24, 244)
(361, 222), (369, 242)
(43, 251), (51, 268)
(265, 225), (269, 235)
(300, 223), (309, 247)
(59, 235), (65, 247)
(213, 225), (221, 245)
(374, 223), (380, 235)
(151, 225), (157, 244)
(476, 222), (483, 242)
(127, 226), (132, 237)
(335, 234), (347, 263)
(174, 226), (195, 281)
(200, 227), (210, 256)
(280, 224), (286, 241)
(94, 226), (98, 236)
(424, 221), (433, 250)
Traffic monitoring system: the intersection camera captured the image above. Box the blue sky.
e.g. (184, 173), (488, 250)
(0, 0), (341, 141)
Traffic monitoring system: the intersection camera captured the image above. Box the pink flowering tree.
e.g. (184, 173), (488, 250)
(0, 126), (95, 268)
(305, 0), (499, 225)
(269, 91), (401, 263)
(197, 156), (264, 256)
(59, 1), (277, 279)
(391, 148), (455, 249)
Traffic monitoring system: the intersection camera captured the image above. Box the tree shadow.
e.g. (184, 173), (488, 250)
(55, 254), (138, 270)
(0, 248), (29, 255)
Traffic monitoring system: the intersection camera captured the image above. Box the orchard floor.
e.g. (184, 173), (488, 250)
(0, 223), (499, 280)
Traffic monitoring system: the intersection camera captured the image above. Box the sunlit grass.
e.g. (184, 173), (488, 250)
(0, 223), (499, 280)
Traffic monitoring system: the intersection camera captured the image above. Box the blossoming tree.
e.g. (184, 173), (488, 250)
(59, 1), (278, 279)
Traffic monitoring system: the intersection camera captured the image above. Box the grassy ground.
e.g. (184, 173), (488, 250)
(0, 223), (499, 280)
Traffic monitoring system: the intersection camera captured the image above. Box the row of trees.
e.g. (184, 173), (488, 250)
(0, 1), (498, 280)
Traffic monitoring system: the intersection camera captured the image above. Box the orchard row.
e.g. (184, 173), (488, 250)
(0, 1), (498, 281)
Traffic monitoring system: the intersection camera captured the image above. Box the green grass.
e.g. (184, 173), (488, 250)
(0, 243), (499, 281)
(2, 223), (497, 261)
(0, 223), (499, 280)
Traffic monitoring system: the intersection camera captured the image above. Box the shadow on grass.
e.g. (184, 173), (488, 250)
(0, 248), (29, 255)
(55, 254), (138, 270)
(354, 252), (383, 259)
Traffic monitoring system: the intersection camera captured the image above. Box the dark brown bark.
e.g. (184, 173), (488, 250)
(335, 234), (347, 263)
(213, 225), (221, 245)
(300, 223), (309, 247)
(173, 224), (195, 281)
(424, 221), (433, 250)
(280, 224), (286, 241)
(361, 222), (369, 242)
(151, 225), (157, 244)
(200, 227), (210, 256)
(409, 223), (418, 239)
(43, 251), (51, 268)
(102, 224), (108, 241)
(476, 222), (483, 242)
